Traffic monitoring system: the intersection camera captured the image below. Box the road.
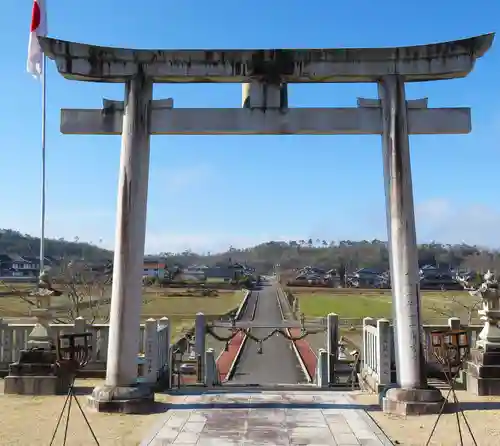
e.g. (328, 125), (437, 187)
(229, 281), (305, 385)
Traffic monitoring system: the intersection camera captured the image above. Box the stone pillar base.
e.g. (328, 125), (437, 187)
(88, 384), (155, 414)
(4, 349), (70, 395)
(466, 373), (500, 395)
(383, 387), (444, 416)
(4, 375), (69, 395)
(466, 348), (500, 395)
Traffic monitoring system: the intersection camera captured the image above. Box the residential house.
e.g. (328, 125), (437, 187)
(1, 255), (53, 277)
(347, 268), (388, 288)
(177, 265), (207, 282)
(324, 269), (342, 287)
(419, 265), (461, 290)
(293, 266), (326, 284)
(294, 266), (326, 281)
(229, 262), (250, 280)
(174, 263), (251, 283)
(143, 256), (167, 279)
(456, 270), (480, 284)
(204, 266), (236, 283)
(0, 254), (13, 276)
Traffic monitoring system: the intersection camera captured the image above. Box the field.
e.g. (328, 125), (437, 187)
(287, 286), (481, 353)
(352, 390), (500, 446)
(289, 286), (479, 322)
(141, 289), (244, 341)
(0, 282), (244, 342)
(0, 378), (172, 446)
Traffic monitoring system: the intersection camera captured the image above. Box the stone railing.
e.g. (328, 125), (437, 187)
(360, 317), (483, 392)
(141, 317), (171, 384)
(0, 316), (171, 385)
(361, 318), (393, 390)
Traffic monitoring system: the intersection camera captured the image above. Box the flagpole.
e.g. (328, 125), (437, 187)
(39, 54), (47, 276)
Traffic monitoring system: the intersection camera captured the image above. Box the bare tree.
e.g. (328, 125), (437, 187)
(1, 260), (113, 324)
(428, 293), (482, 325)
(53, 260), (111, 323)
(428, 271), (485, 325)
(460, 252), (500, 275)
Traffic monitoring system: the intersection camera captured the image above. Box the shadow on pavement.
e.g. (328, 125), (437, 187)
(73, 386), (94, 396)
(447, 400), (500, 412)
(160, 402), (382, 410)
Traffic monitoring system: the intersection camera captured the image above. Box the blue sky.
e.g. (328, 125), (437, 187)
(1, 0), (499, 253)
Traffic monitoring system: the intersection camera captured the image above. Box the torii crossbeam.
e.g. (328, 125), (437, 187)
(60, 96), (471, 135)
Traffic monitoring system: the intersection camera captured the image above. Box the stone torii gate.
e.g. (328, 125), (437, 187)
(40, 33), (493, 414)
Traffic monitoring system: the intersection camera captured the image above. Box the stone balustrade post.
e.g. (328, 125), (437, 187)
(362, 317), (376, 371)
(316, 349), (328, 388)
(376, 319), (392, 386)
(327, 313), (339, 386)
(74, 316), (87, 333)
(144, 319), (159, 384)
(205, 348), (216, 386)
(159, 317), (171, 378)
(195, 313), (206, 380)
(448, 317), (461, 331)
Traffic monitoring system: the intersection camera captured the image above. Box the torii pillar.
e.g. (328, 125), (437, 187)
(378, 77), (441, 414)
(90, 71), (157, 412)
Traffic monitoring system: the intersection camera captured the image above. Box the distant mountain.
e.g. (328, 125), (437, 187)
(0, 229), (112, 262)
(161, 240), (497, 275)
(1, 229), (497, 274)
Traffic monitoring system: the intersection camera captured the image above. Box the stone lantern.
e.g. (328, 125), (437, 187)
(27, 268), (60, 349)
(4, 269), (68, 395)
(458, 270), (500, 350)
(458, 270), (500, 395)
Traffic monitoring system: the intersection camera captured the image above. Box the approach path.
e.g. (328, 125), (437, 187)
(140, 391), (391, 445)
(229, 281), (305, 385)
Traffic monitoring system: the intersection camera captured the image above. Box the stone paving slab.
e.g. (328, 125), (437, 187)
(140, 392), (392, 446)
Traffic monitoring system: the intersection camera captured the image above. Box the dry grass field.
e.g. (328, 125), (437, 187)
(289, 286), (479, 323)
(0, 282), (245, 342)
(288, 286), (480, 353)
(1, 379), (499, 446)
(351, 390), (500, 446)
(0, 379), (171, 446)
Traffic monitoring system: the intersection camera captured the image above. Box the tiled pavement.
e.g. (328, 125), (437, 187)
(140, 391), (391, 445)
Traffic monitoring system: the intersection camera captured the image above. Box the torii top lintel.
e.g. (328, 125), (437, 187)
(39, 33), (494, 84)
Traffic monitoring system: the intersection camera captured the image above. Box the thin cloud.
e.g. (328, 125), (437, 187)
(416, 198), (500, 247)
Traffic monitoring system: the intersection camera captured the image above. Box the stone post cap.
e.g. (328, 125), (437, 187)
(29, 308), (54, 318)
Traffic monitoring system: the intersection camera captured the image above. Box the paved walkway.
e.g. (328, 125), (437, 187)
(216, 290), (260, 381)
(229, 283), (306, 385)
(140, 391), (391, 445)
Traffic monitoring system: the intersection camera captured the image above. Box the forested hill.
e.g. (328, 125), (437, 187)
(166, 240), (500, 274)
(1, 229), (499, 273)
(0, 229), (112, 261)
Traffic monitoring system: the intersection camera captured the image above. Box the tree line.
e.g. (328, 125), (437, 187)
(184, 240), (500, 274)
(2, 229), (499, 274)
(0, 229), (112, 262)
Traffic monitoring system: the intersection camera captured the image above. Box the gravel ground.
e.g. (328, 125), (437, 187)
(0, 379), (170, 446)
(351, 390), (500, 446)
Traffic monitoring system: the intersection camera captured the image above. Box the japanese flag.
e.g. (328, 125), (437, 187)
(27, 0), (48, 78)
